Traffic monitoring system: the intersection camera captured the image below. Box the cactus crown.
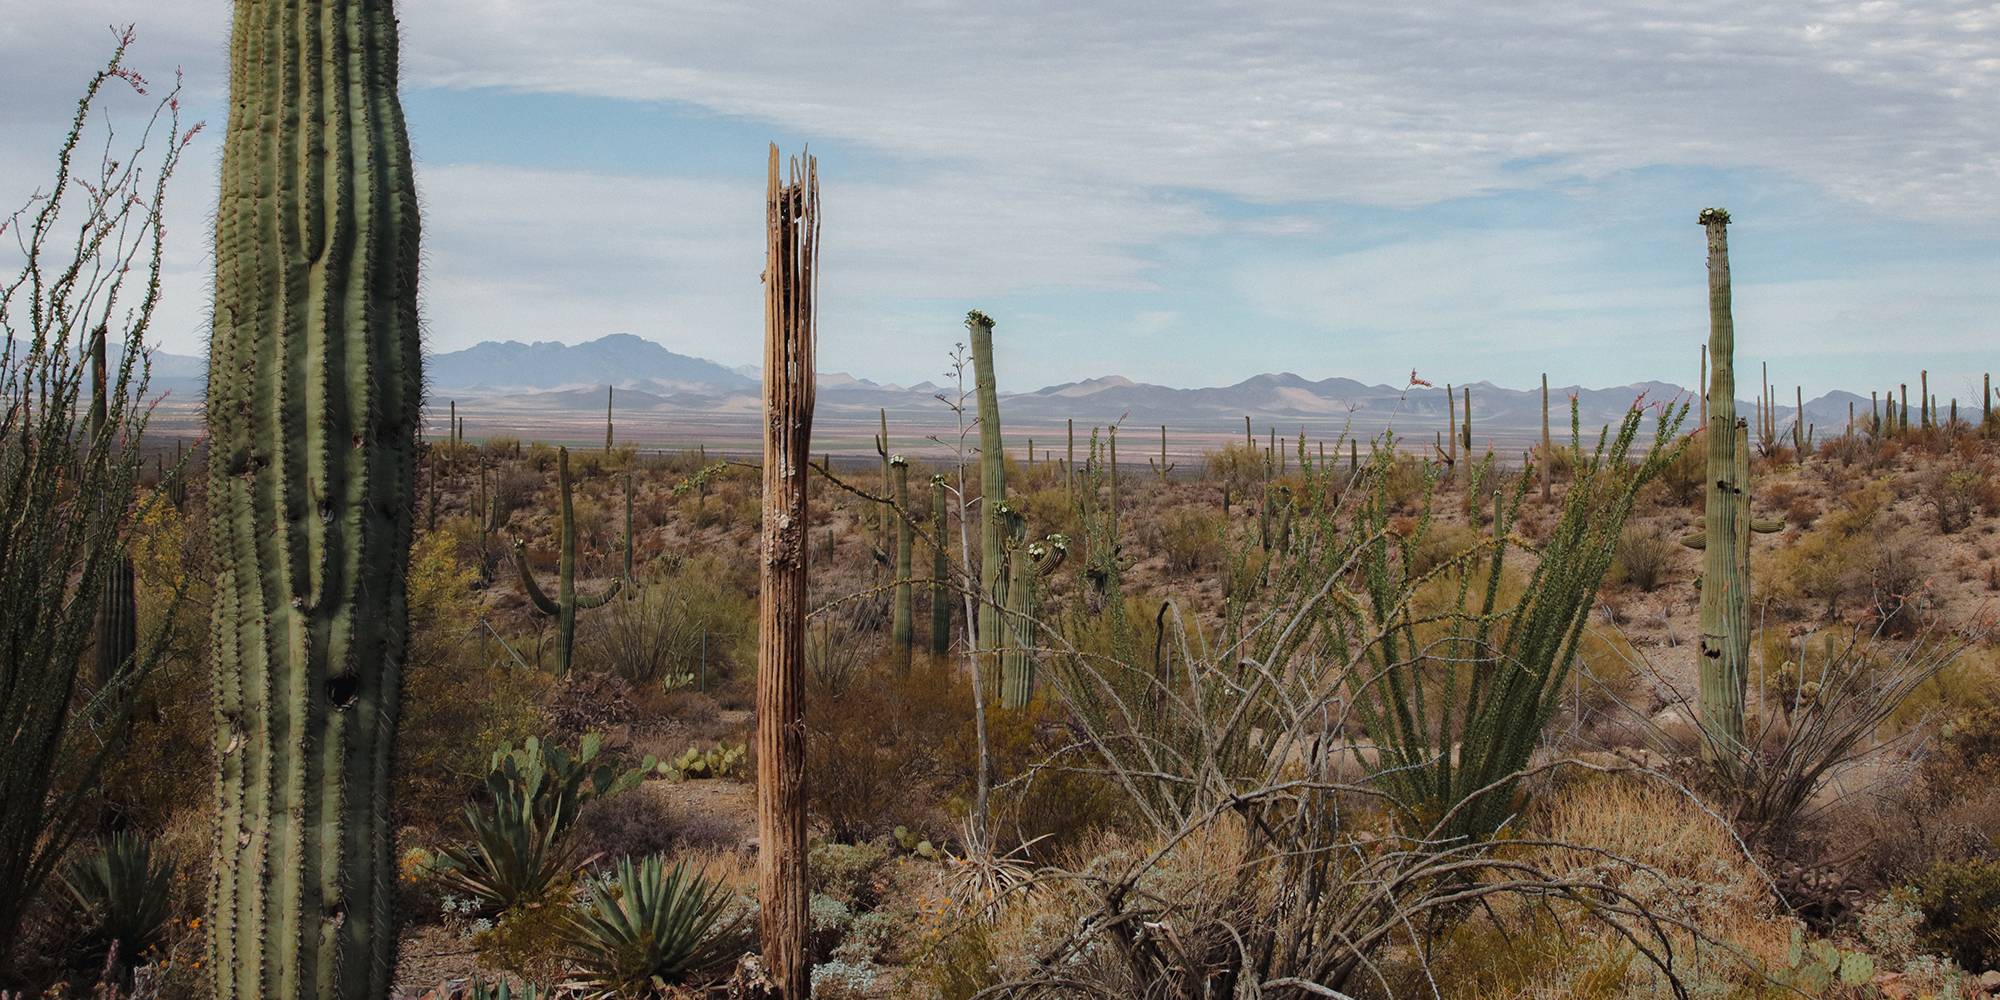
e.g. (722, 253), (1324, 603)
(1698, 207), (1731, 226)
(965, 309), (995, 329)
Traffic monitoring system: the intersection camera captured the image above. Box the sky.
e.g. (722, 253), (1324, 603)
(3, 0), (1997, 403)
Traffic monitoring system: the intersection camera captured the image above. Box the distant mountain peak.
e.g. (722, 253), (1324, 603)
(427, 333), (753, 392)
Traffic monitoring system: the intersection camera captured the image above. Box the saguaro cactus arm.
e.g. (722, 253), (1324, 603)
(511, 447), (620, 674)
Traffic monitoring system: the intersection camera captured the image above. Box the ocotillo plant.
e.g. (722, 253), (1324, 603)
(930, 475), (951, 657)
(1697, 208), (1749, 763)
(759, 146), (818, 1000)
(512, 447), (623, 676)
(891, 456), (913, 673)
(206, 0), (421, 993)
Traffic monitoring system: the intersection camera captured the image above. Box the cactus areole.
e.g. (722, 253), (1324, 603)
(204, 0), (422, 995)
(1697, 208), (1749, 761)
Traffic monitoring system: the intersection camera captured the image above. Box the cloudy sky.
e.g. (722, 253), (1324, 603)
(4, 0), (1997, 401)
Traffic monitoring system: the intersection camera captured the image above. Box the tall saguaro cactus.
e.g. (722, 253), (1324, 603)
(206, 0), (422, 994)
(1697, 208), (1749, 761)
(513, 447), (623, 675)
(930, 475), (951, 657)
(759, 146), (817, 1000)
(891, 455), (913, 672)
(968, 311), (1005, 663)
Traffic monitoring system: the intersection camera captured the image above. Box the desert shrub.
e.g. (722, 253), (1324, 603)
(573, 792), (679, 864)
(490, 466), (540, 529)
(1919, 460), (1992, 533)
(1785, 494), (1820, 529)
(1819, 432), (1871, 467)
(1922, 706), (2000, 805)
(1651, 431), (1705, 507)
(810, 841), (892, 910)
(1202, 439), (1265, 498)
(539, 671), (639, 740)
(1405, 521), (1477, 578)
(59, 832), (176, 988)
(558, 856), (753, 993)
(806, 659), (977, 844)
(1868, 535), (1927, 630)
(524, 441), (559, 471)
(1614, 523), (1674, 592)
(1910, 858), (2000, 972)
(1136, 505), (1223, 572)
(483, 434), (520, 458)
(397, 530), (547, 827)
(580, 552), (753, 689)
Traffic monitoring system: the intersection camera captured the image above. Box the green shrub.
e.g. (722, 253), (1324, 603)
(583, 552), (754, 688)
(61, 832), (176, 984)
(1613, 523), (1674, 592)
(427, 734), (654, 916)
(1137, 506), (1224, 573)
(1912, 857), (2000, 971)
(558, 855), (753, 996)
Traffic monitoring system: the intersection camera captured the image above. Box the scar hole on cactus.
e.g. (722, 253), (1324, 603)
(324, 900), (346, 926)
(325, 675), (360, 709)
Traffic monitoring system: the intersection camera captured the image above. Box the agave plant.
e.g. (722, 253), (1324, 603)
(62, 831), (176, 981)
(559, 855), (753, 997)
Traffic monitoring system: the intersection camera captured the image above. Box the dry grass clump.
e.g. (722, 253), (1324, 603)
(1420, 770), (1789, 1000)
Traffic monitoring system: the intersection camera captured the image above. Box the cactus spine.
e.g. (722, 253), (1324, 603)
(930, 475), (951, 657)
(891, 455), (913, 673)
(513, 447), (622, 676)
(206, 0), (422, 992)
(1697, 208), (1749, 762)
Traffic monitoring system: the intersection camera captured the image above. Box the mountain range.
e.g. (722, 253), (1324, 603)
(130, 334), (1895, 449)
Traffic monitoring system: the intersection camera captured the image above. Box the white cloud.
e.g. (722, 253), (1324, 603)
(395, 0), (2000, 228)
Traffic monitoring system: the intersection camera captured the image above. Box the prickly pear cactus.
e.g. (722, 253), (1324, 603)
(205, 0), (422, 995)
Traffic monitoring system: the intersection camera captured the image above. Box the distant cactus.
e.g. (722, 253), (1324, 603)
(1149, 425), (1175, 481)
(891, 456), (913, 672)
(513, 447), (623, 675)
(930, 475), (951, 657)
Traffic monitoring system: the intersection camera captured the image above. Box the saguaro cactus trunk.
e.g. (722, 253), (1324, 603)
(1697, 208), (1748, 762)
(513, 447), (622, 675)
(930, 475), (951, 657)
(891, 456), (913, 673)
(759, 146), (817, 1000)
(968, 311), (1005, 667)
(206, 0), (423, 994)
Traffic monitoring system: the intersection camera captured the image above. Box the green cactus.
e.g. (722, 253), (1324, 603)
(931, 474), (951, 658)
(968, 311), (1006, 672)
(996, 512), (1064, 716)
(513, 447), (623, 675)
(1696, 208), (1750, 763)
(205, 0), (422, 992)
(1772, 925), (1875, 993)
(1149, 424), (1175, 480)
(891, 455), (913, 673)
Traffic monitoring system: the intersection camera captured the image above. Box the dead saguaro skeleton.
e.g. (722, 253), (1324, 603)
(758, 145), (817, 1000)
